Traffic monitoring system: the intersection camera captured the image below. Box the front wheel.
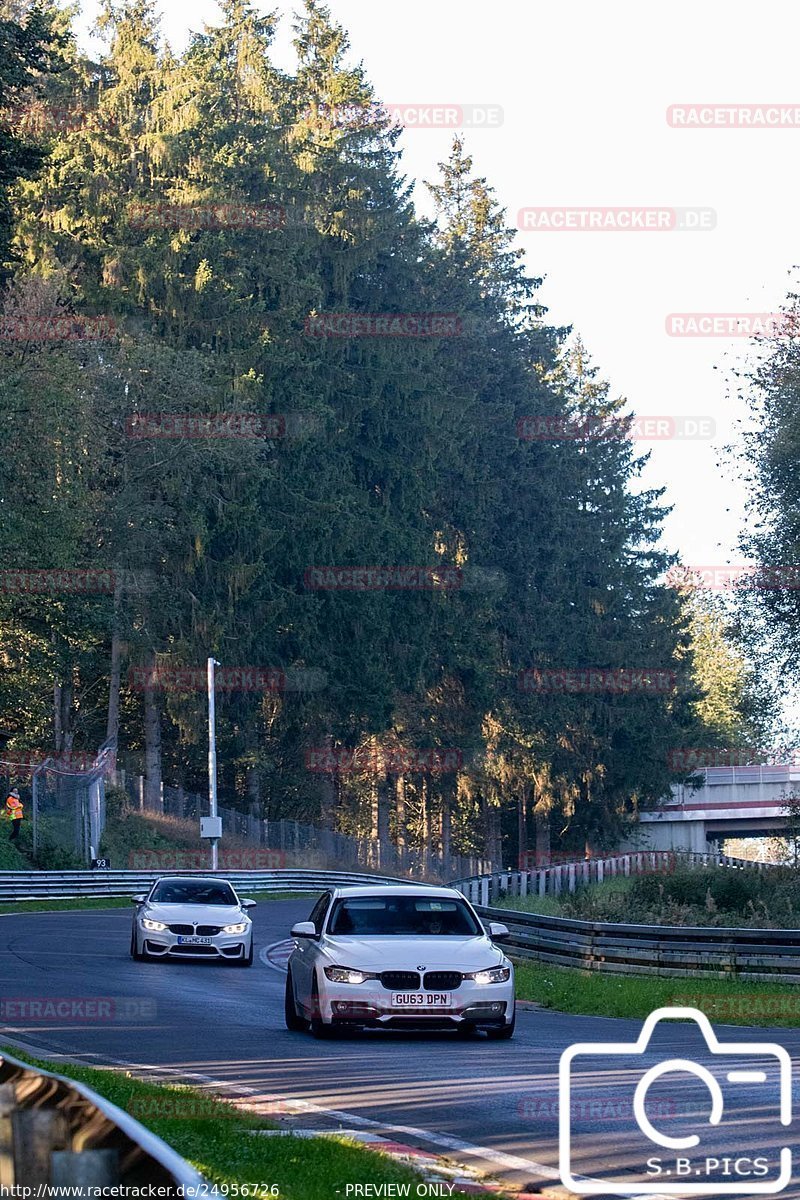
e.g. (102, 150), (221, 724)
(310, 975), (335, 1039)
(486, 1009), (515, 1040)
(285, 970), (309, 1031)
(234, 941), (254, 968)
(130, 927), (143, 961)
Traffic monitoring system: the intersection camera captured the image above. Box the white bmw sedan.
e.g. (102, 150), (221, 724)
(284, 885), (515, 1038)
(130, 876), (256, 966)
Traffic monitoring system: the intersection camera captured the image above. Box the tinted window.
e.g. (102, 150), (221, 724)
(328, 896), (480, 936)
(150, 881), (236, 906)
(308, 892), (331, 934)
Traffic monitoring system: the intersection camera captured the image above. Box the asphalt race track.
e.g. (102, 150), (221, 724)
(2, 899), (800, 1198)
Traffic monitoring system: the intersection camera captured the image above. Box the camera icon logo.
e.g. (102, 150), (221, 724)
(559, 1006), (792, 1195)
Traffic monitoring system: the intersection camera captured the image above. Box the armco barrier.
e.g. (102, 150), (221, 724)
(0, 868), (422, 901)
(0, 1048), (203, 1190)
(454, 850), (766, 908)
(468, 903), (800, 983)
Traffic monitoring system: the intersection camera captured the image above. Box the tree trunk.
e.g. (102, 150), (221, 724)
(518, 784), (529, 868)
(247, 764), (261, 816)
(441, 782), (452, 881)
(534, 794), (551, 866)
(395, 775), (406, 868)
(143, 657), (162, 812)
(105, 575), (124, 746)
(377, 774), (392, 871)
(421, 777), (431, 876)
(317, 734), (338, 863)
(54, 676), (74, 754)
(490, 794), (502, 867)
(53, 679), (63, 752)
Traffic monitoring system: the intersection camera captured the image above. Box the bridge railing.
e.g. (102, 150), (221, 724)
(453, 849), (767, 907)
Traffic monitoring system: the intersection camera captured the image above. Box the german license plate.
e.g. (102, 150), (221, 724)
(177, 936), (212, 945)
(392, 992), (451, 1008)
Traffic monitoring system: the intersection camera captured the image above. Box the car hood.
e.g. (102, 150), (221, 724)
(142, 904), (247, 924)
(319, 935), (505, 970)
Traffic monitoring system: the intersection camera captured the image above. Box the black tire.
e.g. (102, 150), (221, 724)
(456, 1022), (477, 1038)
(285, 970), (309, 1032)
(130, 927), (143, 962)
(310, 975), (334, 1039)
(234, 941), (254, 968)
(486, 1009), (515, 1040)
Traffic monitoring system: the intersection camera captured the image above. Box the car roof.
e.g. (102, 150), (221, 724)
(151, 876), (236, 886)
(331, 885), (465, 899)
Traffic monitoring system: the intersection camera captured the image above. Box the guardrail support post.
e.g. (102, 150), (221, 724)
(51, 1149), (119, 1186)
(0, 1085), (15, 1186)
(12, 1110), (67, 1186)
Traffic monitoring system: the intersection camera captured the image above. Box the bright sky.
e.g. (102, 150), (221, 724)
(75, 0), (800, 574)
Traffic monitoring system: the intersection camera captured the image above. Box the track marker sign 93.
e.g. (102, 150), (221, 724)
(559, 1007), (792, 1195)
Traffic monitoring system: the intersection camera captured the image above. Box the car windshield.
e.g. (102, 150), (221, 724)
(150, 881), (237, 906)
(327, 896), (481, 936)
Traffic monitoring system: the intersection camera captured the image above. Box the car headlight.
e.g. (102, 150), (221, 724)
(222, 922), (248, 934)
(141, 917), (167, 932)
(464, 967), (511, 985)
(324, 966), (375, 984)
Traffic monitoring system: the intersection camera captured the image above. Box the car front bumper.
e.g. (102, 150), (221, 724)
(318, 978), (515, 1027)
(139, 927), (251, 960)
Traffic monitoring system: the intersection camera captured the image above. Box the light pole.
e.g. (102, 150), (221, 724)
(208, 657), (221, 871)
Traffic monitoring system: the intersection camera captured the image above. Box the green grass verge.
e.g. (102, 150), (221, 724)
(0, 891), (313, 915)
(513, 958), (800, 1025)
(492, 875), (636, 917)
(2, 1048), (496, 1199)
(0, 832), (37, 870)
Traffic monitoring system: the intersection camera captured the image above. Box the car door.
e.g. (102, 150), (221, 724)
(292, 892), (331, 1012)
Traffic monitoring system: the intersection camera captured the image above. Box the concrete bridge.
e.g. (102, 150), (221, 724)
(633, 764), (800, 852)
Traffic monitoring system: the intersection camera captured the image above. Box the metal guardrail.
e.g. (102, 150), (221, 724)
(0, 1048), (204, 1191)
(473, 902), (800, 983)
(0, 868), (424, 901)
(454, 853), (797, 982)
(453, 850), (767, 907)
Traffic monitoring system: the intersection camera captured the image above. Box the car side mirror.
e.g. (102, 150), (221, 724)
(240, 898), (257, 909)
(291, 921), (317, 939)
(488, 921), (510, 942)
(131, 895), (146, 905)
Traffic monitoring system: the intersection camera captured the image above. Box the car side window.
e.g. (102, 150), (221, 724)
(308, 892), (331, 935)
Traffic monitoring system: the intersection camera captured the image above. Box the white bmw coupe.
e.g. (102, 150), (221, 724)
(284, 885), (515, 1038)
(130, 876), (256, 965)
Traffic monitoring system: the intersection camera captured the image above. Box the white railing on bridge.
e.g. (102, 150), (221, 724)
(453, 849), (767, 907)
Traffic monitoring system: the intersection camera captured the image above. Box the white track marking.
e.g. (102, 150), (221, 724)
(262, 939), (293, 972)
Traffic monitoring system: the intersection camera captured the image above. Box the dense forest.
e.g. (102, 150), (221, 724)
(0, 0), (777, 866)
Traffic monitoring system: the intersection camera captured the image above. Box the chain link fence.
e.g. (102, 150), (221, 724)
(0, 743), (115, 864)
(114, 770), (489, 881)
(0, 751), (490, 879)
